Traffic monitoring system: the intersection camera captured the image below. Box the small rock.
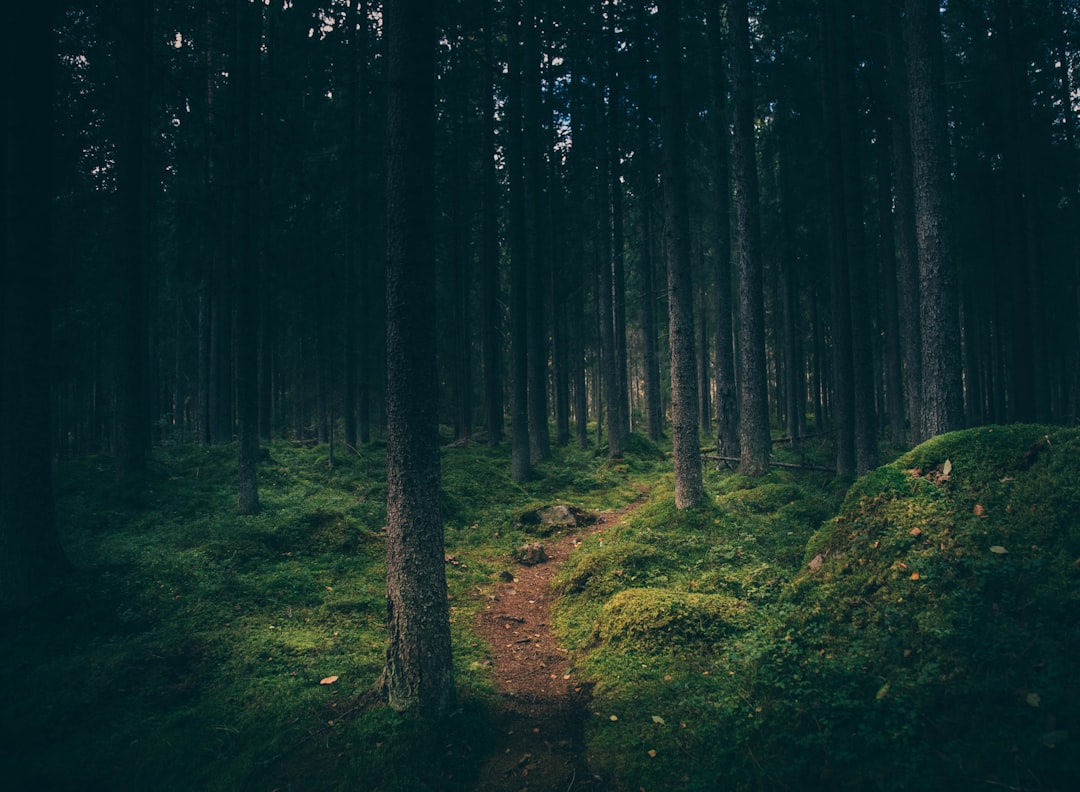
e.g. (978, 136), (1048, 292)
(514, 542), (549, 566)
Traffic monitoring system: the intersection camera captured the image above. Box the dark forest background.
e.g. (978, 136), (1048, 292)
(3, 0), (1079, 603)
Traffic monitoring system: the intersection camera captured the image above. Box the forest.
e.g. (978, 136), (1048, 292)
(2, 0), (1079, 789)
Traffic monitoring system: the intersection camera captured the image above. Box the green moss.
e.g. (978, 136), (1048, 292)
(597, 588), (750, 651)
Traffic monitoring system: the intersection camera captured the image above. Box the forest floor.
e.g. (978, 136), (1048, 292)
(472, 494), (647, 791)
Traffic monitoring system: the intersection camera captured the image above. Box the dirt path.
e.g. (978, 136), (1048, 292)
(472, 494), (646, 792)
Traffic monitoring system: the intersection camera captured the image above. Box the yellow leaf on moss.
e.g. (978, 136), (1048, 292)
(320, 676), (339, 685)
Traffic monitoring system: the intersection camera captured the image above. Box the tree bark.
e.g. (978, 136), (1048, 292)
(659, 0), (704, 508)
(706, 3), (738, 459)
(523, 0), (550, 464)
(730, 0), (770, 476)
(381, 0), (456, 717)
(116, 0), (152, 479)
(884, 0), (922, 444)
(480, 0), (504, 445)
(234, 0), (260, 514)
(906, 0), (964, 438)
(507, 7), (531, 482)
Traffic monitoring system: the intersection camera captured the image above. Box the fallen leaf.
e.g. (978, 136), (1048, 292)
(910, 527), (922, 537)
(910, 571), (921, 580)
(990, 546), (1008, 554)
(809, 554), (823, 571)
(1026, 692), (1041, 707)
(609, 714), (619, 722)
(647, 749), (658, 758)
(942, 459), (953, 476)
(652, 715), (666, 725)
(973, 504), (985, 517)
(320, 675), (339, 685)
(876, 681), (891, 700)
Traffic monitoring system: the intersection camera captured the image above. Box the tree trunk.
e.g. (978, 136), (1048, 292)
(116, 0), (152, 479)
(884, 0), (922, 444)
(507, 7), (531, 483)
(234, 0), (260, 515)
(905, 0), (964, 438)
(707, 3), (738, 458)
(835, 0), (877, 474)
(480, 0), (504, 445)
(524, 0), (550, 464)
(596, 73), (623, 458)
(659, 0), (704, 508)
(821, 0), (855, 474)
(730, 0), (770, 476)
(381, 0), (456, 717)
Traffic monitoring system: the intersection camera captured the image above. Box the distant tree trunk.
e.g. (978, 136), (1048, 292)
(730, 0), (770, 476)
(380, 0), (456, 717)
(906, 0), (964, 438)
(659, 0), (704, 508)
(873, 109), (907, 445)
(640, 208), (664, 442)
(596, 74), (623, 459)
(694, 241), (712, 437)
(707, 3), (738, 458)
(884, 1), (922, 444)
(507, 9), (531, 482)
(608, 17), (630, 442)
(203, 7), (233, 445)
(776, 142), (801, 448)
(343, 0), (364, 450)
(835, 0), (877, 474)
(1, 0), (70, 611)
(821, 0), (855, 474)
(234, 0), (260, 515)
(116, 0), (152, 479)
(480, 0), (504, 445)
(523, 0), (550, 464)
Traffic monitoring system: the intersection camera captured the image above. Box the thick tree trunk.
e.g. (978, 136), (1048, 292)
(906, 0), (964, 438)
(381, 0), (456, 717)
(730, 0), (770, 476)
(659, 0), (704, 508)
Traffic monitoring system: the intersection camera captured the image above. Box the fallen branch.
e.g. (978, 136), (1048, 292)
(704, 454), (836, 473)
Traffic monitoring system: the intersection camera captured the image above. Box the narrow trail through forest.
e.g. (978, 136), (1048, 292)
(472, 492), (647, 791)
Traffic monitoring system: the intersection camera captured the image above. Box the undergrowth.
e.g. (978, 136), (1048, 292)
(0, 432), (662, 791)
(554, 425), (1080, 791)
(3, 425), (1076, 790)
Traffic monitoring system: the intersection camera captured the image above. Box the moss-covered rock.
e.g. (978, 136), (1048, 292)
(597, 588), (749, 651)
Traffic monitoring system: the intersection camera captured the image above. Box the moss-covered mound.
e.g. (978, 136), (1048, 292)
(598, 588), (749, 651)
(764, 425), (1080, 788)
